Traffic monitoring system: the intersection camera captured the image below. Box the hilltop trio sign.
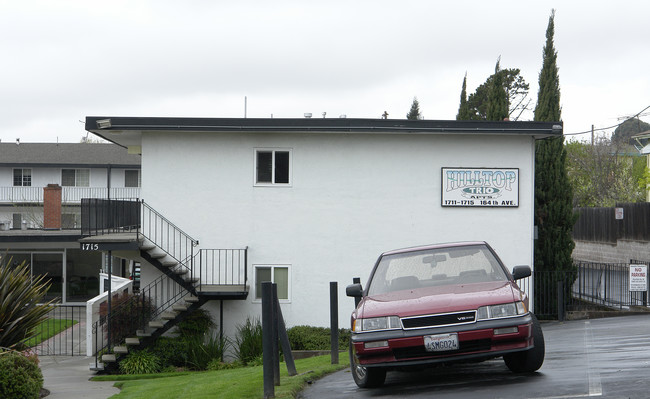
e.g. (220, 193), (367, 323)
(442, 168), (519, 207)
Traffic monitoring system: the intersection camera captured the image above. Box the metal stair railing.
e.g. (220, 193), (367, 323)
(140, 199), (199, 279)
(92, 273), (192, 368)
(196, 248), (248, 292)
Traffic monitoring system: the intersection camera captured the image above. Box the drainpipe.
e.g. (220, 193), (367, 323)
(107, 164), (112, 199)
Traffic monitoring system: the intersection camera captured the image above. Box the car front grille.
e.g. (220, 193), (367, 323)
(401, 311), (477, 329)
(393, 339), (491, 360)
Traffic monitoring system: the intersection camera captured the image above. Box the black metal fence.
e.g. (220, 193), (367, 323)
(534, 260), (650, 319)
(81, 198), (141, 236)
(31, 304), (86, 356)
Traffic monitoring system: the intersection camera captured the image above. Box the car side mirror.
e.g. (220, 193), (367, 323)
(512, 265), (531, 280)
(346, 283), (363, 297)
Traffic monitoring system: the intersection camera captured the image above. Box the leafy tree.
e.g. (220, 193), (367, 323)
(533, 9), (577, 317)
(566, 138), (646, 207)
(0, 259), (56, 349)
(461, 68), (531, 121)
(406, 97), (422, 120)
(611, 117), (650, 147)
(486, 58), (508, 121)
(456, 73), (471, 120)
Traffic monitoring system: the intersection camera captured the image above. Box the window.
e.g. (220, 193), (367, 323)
(124, 170), (140, 187)
(255, 149), (291, 185)
(254, 265), (290, 300)
(62, 169), (90, 187)
(13, 169), (31, 186)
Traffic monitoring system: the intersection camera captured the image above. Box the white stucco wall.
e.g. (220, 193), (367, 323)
(140, 130), (537, 336)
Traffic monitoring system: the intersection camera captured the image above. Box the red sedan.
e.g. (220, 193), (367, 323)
(346, 241), (544, 388)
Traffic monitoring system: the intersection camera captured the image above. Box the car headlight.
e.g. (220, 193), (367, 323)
(477, 301), (527, 320)
(353, 316), (401, 332)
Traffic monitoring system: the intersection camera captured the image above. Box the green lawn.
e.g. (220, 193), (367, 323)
(24, 318), (78, 347)
(94, 353), (349, 399)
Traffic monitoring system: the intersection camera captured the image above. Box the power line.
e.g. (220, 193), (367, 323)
(564, 105), (650, 136)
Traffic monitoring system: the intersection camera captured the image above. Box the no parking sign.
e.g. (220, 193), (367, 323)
(629, 264), (648, 292)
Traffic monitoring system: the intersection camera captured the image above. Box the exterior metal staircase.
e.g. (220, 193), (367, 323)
(81, 199), (248, 372)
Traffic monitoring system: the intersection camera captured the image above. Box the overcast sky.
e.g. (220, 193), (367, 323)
(1, 0), (648, 144)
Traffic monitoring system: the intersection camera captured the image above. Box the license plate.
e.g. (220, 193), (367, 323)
(424, 333), (459, 352)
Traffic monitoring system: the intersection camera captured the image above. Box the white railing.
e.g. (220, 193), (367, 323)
(0, 186), (140, 203)
(85, 274), (133, 357)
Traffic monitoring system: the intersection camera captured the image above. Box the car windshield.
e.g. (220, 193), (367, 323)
(367, 244), (508, 296)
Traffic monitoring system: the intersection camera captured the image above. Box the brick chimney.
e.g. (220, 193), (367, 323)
(43, 184), (62, 229)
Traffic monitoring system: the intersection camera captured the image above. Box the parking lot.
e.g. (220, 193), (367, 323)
(299, 314), (650, 399)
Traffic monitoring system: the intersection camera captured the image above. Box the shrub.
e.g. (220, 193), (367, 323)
(287, 325), (350, 350)
(206, 359), (242, 371)
(233, 317), (263, 365)
(118, 350), (161, 374)
(150, 336), (189, 368)
(0, 259), (57, 349)
(186, 330), (228, 371)
(0, 349), (43, 399)
(176, 308), (215, 337)
(101, 292), (156, 348)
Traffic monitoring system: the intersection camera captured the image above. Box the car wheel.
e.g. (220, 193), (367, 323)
(349, 343), (387, 388)
(504, 313), (545, 373)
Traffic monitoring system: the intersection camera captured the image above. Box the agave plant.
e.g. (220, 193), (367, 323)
(0, 258), (57, 349)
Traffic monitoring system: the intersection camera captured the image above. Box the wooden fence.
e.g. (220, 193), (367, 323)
(573, 202), (650, 243)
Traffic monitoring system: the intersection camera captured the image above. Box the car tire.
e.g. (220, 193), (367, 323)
(349, 343), (387, 388)
(504, 313), (545, 373)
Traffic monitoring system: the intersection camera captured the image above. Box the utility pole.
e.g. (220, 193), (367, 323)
(591, 124), (594, 145)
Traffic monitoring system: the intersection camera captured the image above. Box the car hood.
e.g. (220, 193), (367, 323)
(358, 281), (519, 319)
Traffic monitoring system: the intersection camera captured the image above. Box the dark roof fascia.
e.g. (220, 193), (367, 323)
(86, 117), (563, 137)
(0, 233), (82, 243)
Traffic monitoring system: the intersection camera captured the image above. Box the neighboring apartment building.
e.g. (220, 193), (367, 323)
(81, 116), (562, 339)
(0, 142), (141, 303)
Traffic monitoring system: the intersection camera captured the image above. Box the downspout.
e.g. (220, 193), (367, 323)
(107, 164), (112, 200)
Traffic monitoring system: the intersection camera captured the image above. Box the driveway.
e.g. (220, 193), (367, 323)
(299, 314), (650, 398)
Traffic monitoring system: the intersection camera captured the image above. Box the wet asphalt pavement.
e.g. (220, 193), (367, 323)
(299, 314), (650, 399)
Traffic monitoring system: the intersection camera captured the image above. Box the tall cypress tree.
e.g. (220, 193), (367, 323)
(533, 10), (576, 316)
(486, 58), (508, 121)
(406, 97), (422, 120)
(456, 73), (470, 120)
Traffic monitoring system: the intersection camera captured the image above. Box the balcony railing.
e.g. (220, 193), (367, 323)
(0, 186), (140, 204)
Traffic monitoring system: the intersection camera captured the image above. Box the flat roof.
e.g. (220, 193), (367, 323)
(85, 117), (563, 149)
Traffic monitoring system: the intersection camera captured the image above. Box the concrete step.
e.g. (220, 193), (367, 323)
(172, 267), (189, 276)
(185, 277), (200, 284)
(149, 320), (166, 329)
(184, 296), (199, 303)
(172, 304), (188, 312)
(102, 354), (116, 363)
(148, 250), (167, 259)
(161, 311), (178, 320)
(89, 362), (105, 372)
(114, 346), (129, 354)
(125, 337), (140, 346)
(140, 240), (157, 251)
(161, 259), (178, 268)
(137, 329), (152, 337)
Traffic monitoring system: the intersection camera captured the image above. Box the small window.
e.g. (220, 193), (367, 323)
(254, 265), (290, 300)
(62, 169), (90, 187)
(13, 169), (31, 186)
(255, 149), (291, 186)
(12, 213), (22, 229)
(124, 170), (140, 188)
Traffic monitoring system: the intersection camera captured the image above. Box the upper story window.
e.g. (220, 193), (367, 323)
(13, 169), (31, 186)
(62, 169), (90, 187)
(255, 149), (291, 186)
(124, 170), (141, 188)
